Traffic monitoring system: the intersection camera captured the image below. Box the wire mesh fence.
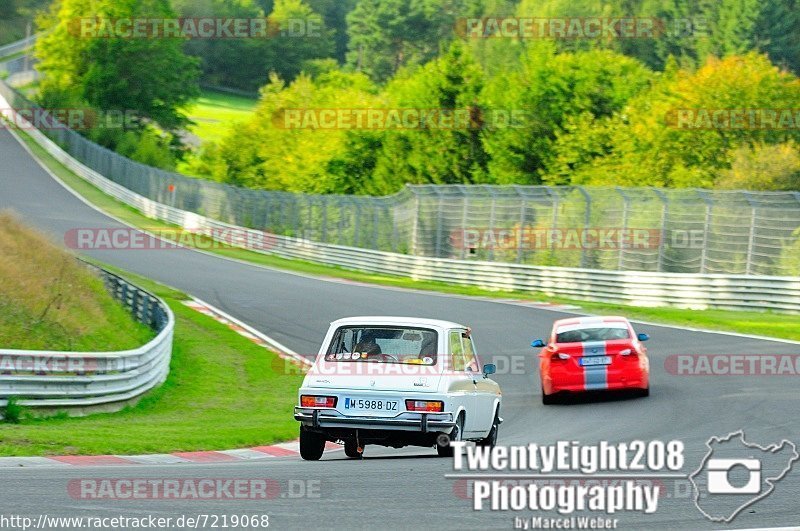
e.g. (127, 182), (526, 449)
(2, 77), (799, 276)
(411, 185), (800, 276)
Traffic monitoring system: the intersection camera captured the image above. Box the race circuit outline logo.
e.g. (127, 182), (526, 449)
(689, 430), (799, 523)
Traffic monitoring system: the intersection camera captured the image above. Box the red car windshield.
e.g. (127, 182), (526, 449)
(556, 327), (630, 343)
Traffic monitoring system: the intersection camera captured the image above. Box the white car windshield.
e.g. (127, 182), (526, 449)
(325, 326), (438, 365)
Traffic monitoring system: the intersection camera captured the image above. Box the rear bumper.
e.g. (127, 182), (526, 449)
(541, 356), (649, 395)
(543, 374), (649, 394)
(294, 407), (456, 432)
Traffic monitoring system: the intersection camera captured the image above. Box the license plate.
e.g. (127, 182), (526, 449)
(343, 398), (399, 411)
(580, 356), (612, 367)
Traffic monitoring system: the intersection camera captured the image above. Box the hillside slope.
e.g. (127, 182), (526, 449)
(0, 211), (154, 351)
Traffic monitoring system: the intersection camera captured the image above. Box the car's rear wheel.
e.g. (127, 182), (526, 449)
(437, 414), (464, 457)
(344, 440), (363, 459)
(477, 411), (499, 448)
(637, 387), (650, 398)
(299, 427), (325, 461)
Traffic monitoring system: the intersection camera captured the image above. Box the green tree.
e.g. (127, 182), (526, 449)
(717, 142), (800, 191)
(269, 0), (334, 81)
(179, 0), (333, 92)
(346, 0), (474, 82)
(751, 0), (800, 74)
(371, 41), (490, 187)
(0, 1), (17, 18)
(36, 0), (200, 133)
(698, 0), (800, 74)
(306, 0), (358, 62)
(191, 70), (381, 192)
(544, 54), (800, 188)
(482, 44), (653, 184)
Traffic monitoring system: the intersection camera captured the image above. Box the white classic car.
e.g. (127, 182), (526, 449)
(294, 316), (502, 460)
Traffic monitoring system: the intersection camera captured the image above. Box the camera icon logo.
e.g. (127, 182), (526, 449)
(689, 431), (798, 523)
(706, 458), (761, 494)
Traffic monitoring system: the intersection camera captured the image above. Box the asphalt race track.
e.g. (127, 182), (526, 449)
(1, 128), (798, 530)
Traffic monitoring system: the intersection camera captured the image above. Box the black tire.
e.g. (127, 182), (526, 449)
(437, 414), (464, 457)
(344, 440), (363, 459)
(299, 427), (325, 461)
(542, 386), (559, 405)
(477, 411), (499, 448)
(638, 387), (650, 398)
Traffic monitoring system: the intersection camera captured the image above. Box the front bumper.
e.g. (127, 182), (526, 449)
(294, 407), (456, 432)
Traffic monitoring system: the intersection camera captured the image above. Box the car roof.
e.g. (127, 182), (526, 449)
(552, 315), (631, 329)
(330, 316), (467, 330)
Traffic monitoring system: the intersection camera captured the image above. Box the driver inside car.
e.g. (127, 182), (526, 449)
(355, 331), (383, 359)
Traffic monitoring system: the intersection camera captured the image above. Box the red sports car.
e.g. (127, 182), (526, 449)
(532, 316), (650, 404)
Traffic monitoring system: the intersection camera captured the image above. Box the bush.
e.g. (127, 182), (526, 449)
(2, 396), (23, 424)
(107, 129), (177, 170)
(716, 142), (800, 191)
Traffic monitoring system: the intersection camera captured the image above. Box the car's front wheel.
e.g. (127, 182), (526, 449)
(437, 414), (464, 457)
(299, 427), (325, 461)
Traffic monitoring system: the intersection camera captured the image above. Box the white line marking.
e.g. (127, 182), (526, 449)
(218, 449), (275, 460)
(0, 457), (70, 468)
(122, 454), (192, 465)
(188, 297), (310, 365)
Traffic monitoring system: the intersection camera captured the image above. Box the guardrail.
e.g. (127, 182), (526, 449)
(0, 266), (174, 410)
(1, 70), (799, 314)
(0, 34), (37, 60)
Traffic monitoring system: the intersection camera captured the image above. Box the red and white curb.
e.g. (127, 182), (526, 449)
(183, 298), (313, 368)
(0, 441), (342, 468)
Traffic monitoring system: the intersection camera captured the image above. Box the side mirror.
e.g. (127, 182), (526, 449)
(483, 364), (496, 376)
(531, 339), (546, 348)
(637, 333), (650, 342)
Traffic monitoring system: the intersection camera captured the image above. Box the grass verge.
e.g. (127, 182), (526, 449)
(13, 128), (800, 342)
(0, 267), (302, 456)
(0, 211), (153, 351)
(183, 89), (257, 145)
